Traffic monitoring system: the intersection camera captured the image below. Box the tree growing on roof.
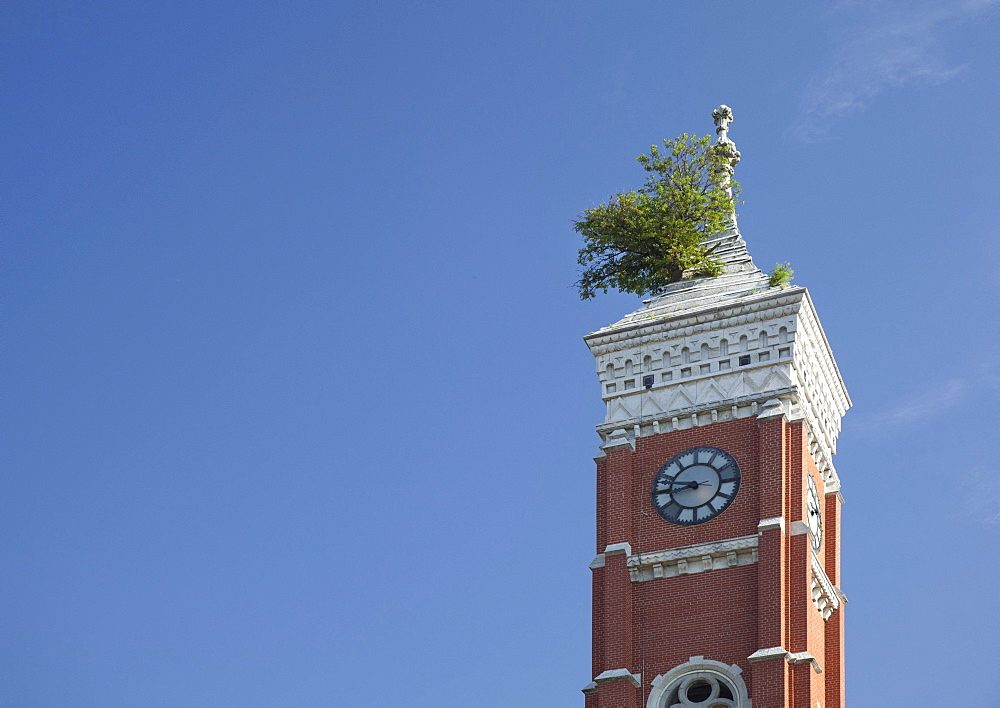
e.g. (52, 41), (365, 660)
(573, 133), (739, 300)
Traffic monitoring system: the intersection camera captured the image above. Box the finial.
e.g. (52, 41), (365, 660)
(709, 104), (741, 237)
(712, 104), (734, 144)
(710, 103), (741, 175)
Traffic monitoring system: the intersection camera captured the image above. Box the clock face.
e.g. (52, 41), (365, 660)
(806, 474), (823, 551)
(651, 446), (741, 526)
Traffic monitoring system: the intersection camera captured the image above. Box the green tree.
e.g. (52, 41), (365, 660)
(767, 262), (794, 288)
(574, 134), (738, 300)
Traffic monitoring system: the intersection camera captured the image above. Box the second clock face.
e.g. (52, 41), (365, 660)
(806, 474), (823, 552)
(651, 446), (741, 526)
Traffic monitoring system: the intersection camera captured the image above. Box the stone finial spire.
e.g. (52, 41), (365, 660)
(697, 104), (759, 278)
(711, 104), (741, 197)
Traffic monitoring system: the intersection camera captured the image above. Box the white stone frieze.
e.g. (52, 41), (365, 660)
(586, 287), (850, 491)
(810, 553), (842, 620)
(627, 535), (758, 582)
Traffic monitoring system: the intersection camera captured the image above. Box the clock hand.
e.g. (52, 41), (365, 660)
(655, 482), (694, 494)
(656, 480), (713, 495)
(662, 481), (710, 492)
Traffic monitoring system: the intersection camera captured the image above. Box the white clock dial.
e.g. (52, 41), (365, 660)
(806, 474), (823, 552)
(651, 447), (741, 526)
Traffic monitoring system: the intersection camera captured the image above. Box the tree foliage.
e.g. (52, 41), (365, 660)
(767, 262), (794, 288)
(574, 134), (738, 300)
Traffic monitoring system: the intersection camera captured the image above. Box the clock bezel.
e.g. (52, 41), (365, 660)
(650, 446), (742, 526)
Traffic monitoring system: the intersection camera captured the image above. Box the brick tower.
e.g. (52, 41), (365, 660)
(581, 107), (851, 708)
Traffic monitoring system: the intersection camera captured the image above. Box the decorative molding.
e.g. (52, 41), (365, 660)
(586, 288), (851, 491)
(584, 290), (804, 353)
(581, 681), (598, 695)
(601, 427), (634, 451)
(757, 397), (785, 419)
(758, 517), (785, 533)
(810, 554), (841, 620)
(588, 554), (605, 570)
(594, 668), (641, 688)
(627, 536), (757, 582)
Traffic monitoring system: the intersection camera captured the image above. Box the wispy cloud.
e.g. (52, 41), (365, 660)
(855, 359), (1000, 432)
(879, 377), (968, 426)
(792, 0), (1000, 142)
(963, 466), (1000, 525)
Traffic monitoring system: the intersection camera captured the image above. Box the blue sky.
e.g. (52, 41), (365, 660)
(3, 2), (999, 706)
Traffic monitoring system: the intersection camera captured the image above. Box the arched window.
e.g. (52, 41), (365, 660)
(720, 339), (729, 356)
(779, 326), (788, 344)
(624, 359), (633, 375)
(643, 355), (653, 372)
(738, 335), (748, 352)
(700, 343), (711, 361)
(646, 656), (750, 708)
(758, 330), (768, 349)
(605, 363), (615, 380)
(681, 347), (691, 364)
(662, 352), (672, 369)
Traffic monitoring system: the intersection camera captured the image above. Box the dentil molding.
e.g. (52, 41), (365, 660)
(626, 535), (758, 582)
(585, 287), (850, 491)
(810, 553), (844, 621)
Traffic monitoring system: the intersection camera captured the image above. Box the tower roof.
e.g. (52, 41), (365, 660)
(600, 106), (770, 331)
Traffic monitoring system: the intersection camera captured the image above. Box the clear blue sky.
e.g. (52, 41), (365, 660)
(3, 2), (999, 706)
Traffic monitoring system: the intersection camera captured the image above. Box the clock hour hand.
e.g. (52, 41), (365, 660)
(661, 481), (707, 492)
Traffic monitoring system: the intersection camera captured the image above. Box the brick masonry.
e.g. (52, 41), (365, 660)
(588, 415), (845, 708)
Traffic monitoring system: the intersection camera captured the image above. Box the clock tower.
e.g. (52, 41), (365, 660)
(581, 107), (851, 708)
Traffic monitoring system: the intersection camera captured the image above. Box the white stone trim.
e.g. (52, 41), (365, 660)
(789, 651), (822, 674)
(601, 427), (634, 451)
(594, 668), (641, 688)
(757, 517), (785, 533)
(810, 554), (841, 620)
(756, 397), (786, 419)
(647, 656), (751, 708)
(581, 681), (598, 694)
(604, 542), (632, 557)
(747, 647), (823, 674)
(627, 535), (757, 582)
(789, 520), (809, 536)
(747, 646), (789, 662)
(586, 288), (851, 490)
(589, 554), (605, 570)
(585, 290), (805, 353)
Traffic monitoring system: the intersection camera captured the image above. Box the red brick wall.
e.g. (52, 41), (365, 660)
(589, 415), (843, 708)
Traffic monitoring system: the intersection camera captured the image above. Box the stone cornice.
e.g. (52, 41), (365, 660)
(584, 288), (805, 355)
(585, 285), (850, 491)
(810, 553), (841, 620)
(627, 535), (758, 582)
